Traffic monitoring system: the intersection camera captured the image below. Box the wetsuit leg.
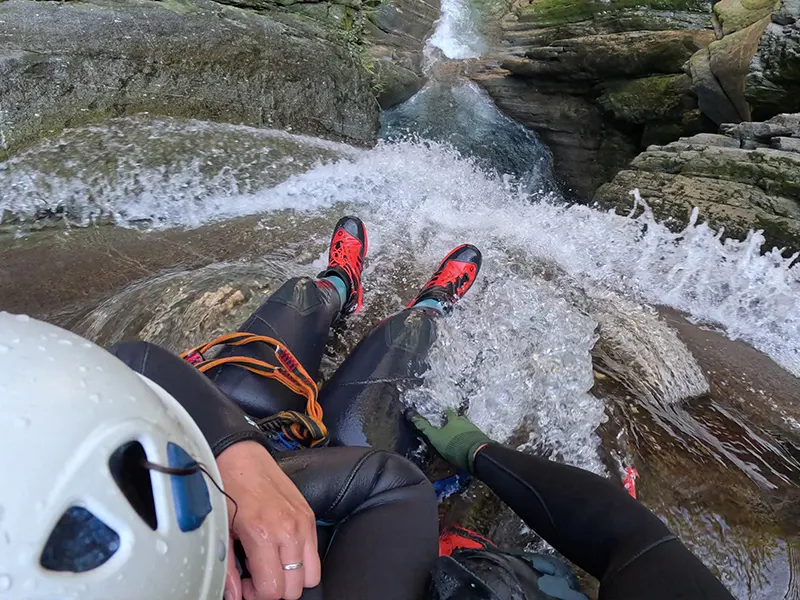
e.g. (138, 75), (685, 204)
(277, 447), (439, 600)
(474, 444), (735, 600)
(318, 307), (439, 454)
(207, 277), (342, 418)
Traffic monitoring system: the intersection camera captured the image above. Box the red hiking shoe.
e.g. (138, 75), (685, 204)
(408, 244), (482, 313)
(319, 216), (368, 314)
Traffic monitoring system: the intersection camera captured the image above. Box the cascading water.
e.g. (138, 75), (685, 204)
(1, 0), (799, 595)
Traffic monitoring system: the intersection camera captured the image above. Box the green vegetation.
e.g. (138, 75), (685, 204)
(713, 0), (779, 35)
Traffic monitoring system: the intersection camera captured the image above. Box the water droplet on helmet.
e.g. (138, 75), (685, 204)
(80, 379), (88, 389)
(14, 314), (30, 322)
(156, 540), (168, 555)
(0, 346), (8, 354)
(82, 342), (93, 349)
(14, 417), (30, 429)
(0, 505), (4, 523)
(95, 366), (104, 373)
(217, 539), (227, 562)
(57, 338), (73, 346)
(0, 574), (11, 591)
(37, 346), (46, 352)
(89, 394), (100, 403)
(78, 366), (88, 373)
(200, 545), (206, 555)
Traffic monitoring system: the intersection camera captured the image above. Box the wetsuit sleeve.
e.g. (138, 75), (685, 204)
(110, 341), (270, 456)
(473, 443), (735, 600)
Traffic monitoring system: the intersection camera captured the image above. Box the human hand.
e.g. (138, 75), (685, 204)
(410, 409), (492, 474)
(216, 441), (321, 600)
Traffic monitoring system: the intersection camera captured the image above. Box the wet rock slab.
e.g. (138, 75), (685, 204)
(0, 0), (379, 152)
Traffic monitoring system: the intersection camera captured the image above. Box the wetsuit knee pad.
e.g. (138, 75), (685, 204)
(429, 549), (587, 600)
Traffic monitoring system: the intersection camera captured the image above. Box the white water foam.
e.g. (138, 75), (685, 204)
(0, 117), (353, 230)
(425, 0), (486, 60)
(251, 140), (800, 377)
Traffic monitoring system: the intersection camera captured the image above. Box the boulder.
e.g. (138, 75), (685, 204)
(713, 0), (779, 35)
(658, 132), (742, 148)
(707, 15), (772, 122)
(687, 48), (743, 125)
(517, 0), (712, 30)
(720, 112), (800, 139)
(631, 145), (800, 197)
(771, 136), (800, 151)
(474, 27), (713, 198)
(470, 0), (719, 200)
(593, 114), (800, 252)
(595, 170), (800, 249)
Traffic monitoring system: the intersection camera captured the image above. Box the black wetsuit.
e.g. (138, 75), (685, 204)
(112, 276), (734, 600)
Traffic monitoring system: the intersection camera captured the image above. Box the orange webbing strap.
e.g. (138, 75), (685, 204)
(180, 332), (328, 447)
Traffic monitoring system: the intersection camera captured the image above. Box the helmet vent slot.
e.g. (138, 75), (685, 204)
(40, 506), (120, 572)
(109, 441), (158, 530)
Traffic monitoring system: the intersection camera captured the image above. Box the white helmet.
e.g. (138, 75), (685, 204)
(0, 313), (229, 600)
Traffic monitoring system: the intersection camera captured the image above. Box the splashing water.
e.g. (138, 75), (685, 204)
(0, 117), (352, 230)
(255, 140), (800, 378)
(425, 0), (486, 60)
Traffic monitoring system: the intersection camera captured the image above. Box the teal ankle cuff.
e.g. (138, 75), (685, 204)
(323, 275), (348, 308)
(412, 298), (445, 315)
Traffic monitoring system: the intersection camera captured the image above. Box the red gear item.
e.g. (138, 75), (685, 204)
(438, 525), (497, 557)
(623, 466), (639, 499)
(408, 244), (482, 310)
(320, 217), (368, 314)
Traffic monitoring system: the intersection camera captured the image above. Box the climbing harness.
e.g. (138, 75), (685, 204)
(180, 332), (328, 448)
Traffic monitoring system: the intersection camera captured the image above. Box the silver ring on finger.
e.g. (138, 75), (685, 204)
(282, 562), (304, 571)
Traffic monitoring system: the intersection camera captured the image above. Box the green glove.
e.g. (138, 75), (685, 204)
(410, 409), (492, 474)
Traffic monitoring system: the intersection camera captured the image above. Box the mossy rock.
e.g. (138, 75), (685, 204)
(598, 74), (694, 124)
(519, 0), (711, 27)
(713, 0), (778, 35)
(631, 145), (800, 198)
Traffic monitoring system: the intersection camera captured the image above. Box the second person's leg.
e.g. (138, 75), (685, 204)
(319, 244), (482, 455)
